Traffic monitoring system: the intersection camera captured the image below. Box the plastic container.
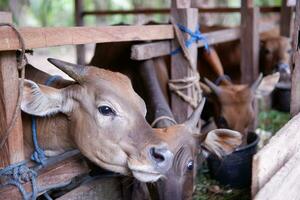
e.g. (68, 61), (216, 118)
(272, 82), (291, 113)
(207, 132), (259, 188)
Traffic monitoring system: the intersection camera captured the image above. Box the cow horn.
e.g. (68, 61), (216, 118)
(204, 78), (223, 96)
(184, 98), (206, 132)
(47, 58), (86, 83)
(251, 73), (263, 92)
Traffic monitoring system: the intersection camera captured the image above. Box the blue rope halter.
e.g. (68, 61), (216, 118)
(30, 75), (62, 165)
(171, 23), (210, 55)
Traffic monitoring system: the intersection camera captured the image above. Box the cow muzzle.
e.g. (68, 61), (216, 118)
(149, 145), (173, 173)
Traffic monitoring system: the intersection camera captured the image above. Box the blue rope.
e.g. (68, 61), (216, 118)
(0, 75), (62, 200)
(171, 24), (210, 55)
(30, 75), (62, 166)
(214, 74), (232, 86)
(0, 161), (38, 200)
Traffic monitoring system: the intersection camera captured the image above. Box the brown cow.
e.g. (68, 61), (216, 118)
(90, 43), (242, 200)
(200, 25), (291, 80)
(198, 48), (279, 143)
(21, 59), (174, 183)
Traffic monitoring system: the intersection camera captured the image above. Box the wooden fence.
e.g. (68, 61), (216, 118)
(0, 0), (297, 199)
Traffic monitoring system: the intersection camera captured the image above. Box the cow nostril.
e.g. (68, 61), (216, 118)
(150, 147), (165, 163)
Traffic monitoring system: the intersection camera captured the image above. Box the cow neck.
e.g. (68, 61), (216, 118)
(138, 60), (176, 128)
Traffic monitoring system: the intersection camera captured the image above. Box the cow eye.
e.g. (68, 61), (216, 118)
(98, 106), (115, 116)
(287, 49), (292, 54)
(187, 160), (194, 171)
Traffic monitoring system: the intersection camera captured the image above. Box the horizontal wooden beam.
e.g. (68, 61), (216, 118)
(252, 113), (300, 196)
(82, 6), (282, 16)
(0, 25), (173, 51)
(0, 151), (90, 199)
(131, 23), (276, 60)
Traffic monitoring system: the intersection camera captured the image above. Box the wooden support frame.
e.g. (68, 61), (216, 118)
(82, 7), (281, 17)
(0, 12), (24, 168)
(240, 0), (260, 84)
(252, 113), (300, 197)
(0, 25), (174, 51)
(75, 0), (85, 65)
(291, 0), (300, 117)
(280, 0), (294, 37)
(131, 24), (276, 61)
(0, 151), (89, 199)
(169, 0), (198, 123)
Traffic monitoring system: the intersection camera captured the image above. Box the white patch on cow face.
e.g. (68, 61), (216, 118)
(21, 79), (74, 116)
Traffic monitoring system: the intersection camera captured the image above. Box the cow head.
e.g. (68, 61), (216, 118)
(21, 58), (173, 182)
(204, 73), (279, 137)
(153, 99), (242, 200)
(260, 36), (291, 75)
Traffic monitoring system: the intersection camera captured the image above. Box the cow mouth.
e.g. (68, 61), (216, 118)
(131, 169), (162, 182)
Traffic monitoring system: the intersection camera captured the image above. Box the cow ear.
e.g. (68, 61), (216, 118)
(253, 72), (280, 98)
(201, 129), (242, 158)
(21, 79), (72, 116)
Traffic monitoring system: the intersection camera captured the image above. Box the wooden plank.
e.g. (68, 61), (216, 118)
(0, 12), (24, 168)
(131, 28), (240, 60)
(57, 177), (123, 200)
(0, 25), (174, 51)
(291, 0), (300, 117)
(82, 7), (281, 16)
(74, 0), (85, 65)
(240, 1), (259, 84)
(0, 152), (89, 199)
(131, 23), (275, 61)
(170, 5), (198, 123)
(254, 150), (300, 200)
(280, 0), (293, 37)
(251, 113), (300, 196)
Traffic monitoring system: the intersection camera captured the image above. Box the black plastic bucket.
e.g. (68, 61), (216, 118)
(272, 82), (291, 112)
(207, 132), (259, 188)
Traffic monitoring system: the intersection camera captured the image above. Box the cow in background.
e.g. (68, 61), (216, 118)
(200, 25), (291, 81)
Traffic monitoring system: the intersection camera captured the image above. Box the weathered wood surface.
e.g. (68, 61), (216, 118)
(254, 150), (300, 200)
(240, 0), (259, 84)
(131, 23), (275, 61)
(170, 6), (198, 123)
(57, 177), (123, 200)
(82, 7), (281, 16)
(74, 0), (85, 65)
(0, 152), (89, 199)
(131, 27), (240, 60)
(291, 0), (300, 117)
(0, 12), (24, 168)
(252, 113), (300, 196)
(280, 0), (293, 37)
(0, 25), (174, 51)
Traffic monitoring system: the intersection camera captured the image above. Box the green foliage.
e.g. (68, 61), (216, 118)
(258, 109), (290, 134)
(0, 0), (9, 10)
(193, 172), (250, 200)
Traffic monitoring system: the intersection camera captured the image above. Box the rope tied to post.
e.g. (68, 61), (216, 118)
(171, 23), (210, 55)
(0, 23), (27, 149)
(0, 161), (38, 200)
(168, 20), (208, 108)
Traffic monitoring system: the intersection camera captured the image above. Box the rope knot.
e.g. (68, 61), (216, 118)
(171, 24), (210, 55)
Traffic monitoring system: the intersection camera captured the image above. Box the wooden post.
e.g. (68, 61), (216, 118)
(170, 0), (198, 123)
(75, 0), (85, 65)
(291, 0), (300, 117)
(280, 0), (293, 37)
(0, 12), (24, 167)
(240, 0), (259, 84)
